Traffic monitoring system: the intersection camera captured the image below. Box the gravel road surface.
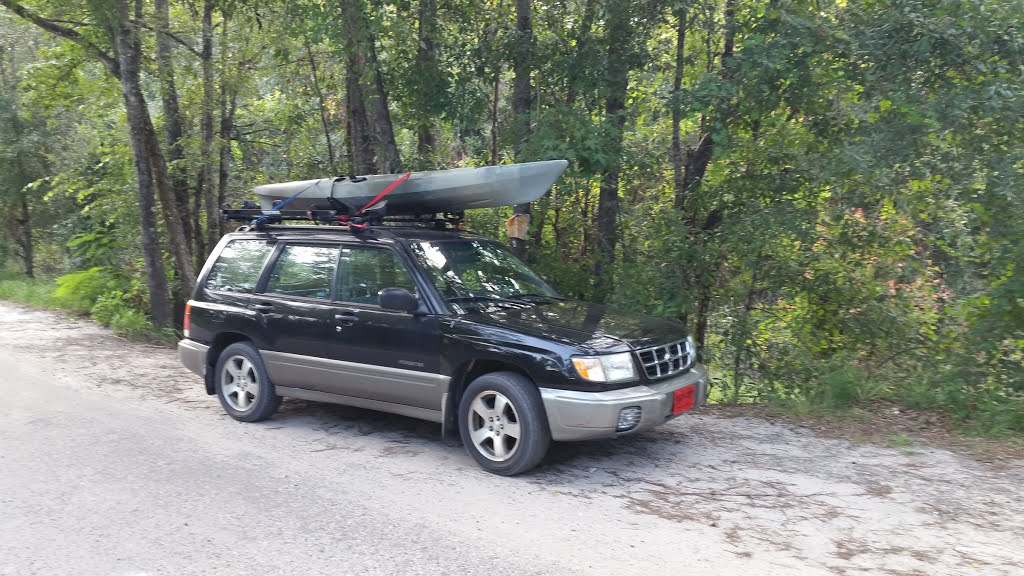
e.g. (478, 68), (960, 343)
(0, 302), (1021, 575)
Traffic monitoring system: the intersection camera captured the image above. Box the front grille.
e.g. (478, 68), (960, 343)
(636, 338), (694, 379)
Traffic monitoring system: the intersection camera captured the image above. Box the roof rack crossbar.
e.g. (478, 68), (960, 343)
(221, 206), (465, 232)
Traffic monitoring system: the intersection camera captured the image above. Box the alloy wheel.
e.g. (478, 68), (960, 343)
(467, 390), (522, 461)
(221, 355), (260, 412)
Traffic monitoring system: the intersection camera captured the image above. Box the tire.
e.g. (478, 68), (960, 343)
(214, 342), (281, 422)
(458, 371), (551, 476)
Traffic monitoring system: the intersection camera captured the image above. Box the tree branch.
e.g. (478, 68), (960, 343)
(0, 0), (119, 77)
(132, 19), (201, 58)
(48, 19), (89, 27)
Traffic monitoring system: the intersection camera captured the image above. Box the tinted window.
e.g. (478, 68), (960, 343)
(336, 247), (416, 305)
(265, 244), (339, 299)
(205, 240), (274, 293)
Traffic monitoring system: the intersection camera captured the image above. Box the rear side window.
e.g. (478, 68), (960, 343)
(205, 240), (274, 293)
(265, 244), (340, 300)
(336, 247), (417, 305)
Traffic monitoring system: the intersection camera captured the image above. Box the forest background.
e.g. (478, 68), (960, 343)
(1, 0), (1022, 434)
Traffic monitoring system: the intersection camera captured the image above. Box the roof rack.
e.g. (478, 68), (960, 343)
(221, 201), (465, 232)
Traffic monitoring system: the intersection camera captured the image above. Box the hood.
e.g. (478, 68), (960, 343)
(461, 299), (686, 353)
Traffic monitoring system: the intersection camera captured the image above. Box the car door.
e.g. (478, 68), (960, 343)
(317, 243), (446, 410)
(252, 242), (341, 389)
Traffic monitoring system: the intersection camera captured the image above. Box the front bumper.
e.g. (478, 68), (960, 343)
(178, 339), (210, 377)
(539, 364), (709, 441)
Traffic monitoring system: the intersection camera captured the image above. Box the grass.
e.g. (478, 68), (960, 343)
(0, 275), (79, 311)
(886, 434), (914, 448)
(0, 273), (177, 346)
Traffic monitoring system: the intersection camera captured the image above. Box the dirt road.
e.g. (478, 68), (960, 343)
(0, 302), (1021, 575)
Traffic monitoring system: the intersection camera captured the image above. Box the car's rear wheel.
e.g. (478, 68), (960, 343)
(458, 371), (550, 475)
(215, 342), (280, 422)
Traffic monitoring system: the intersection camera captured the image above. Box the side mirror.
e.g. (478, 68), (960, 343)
(378, 287), (419, 313)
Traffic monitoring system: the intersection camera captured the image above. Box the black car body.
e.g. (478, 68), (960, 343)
(179, 225), (709, 474)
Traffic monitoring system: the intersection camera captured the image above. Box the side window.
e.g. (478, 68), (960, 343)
(265, 244), (340, 300)
(205, 240), (274, 293)
(336, 247), (417, 305)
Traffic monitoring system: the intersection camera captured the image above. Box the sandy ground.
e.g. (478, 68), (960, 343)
(0, 301), (1021, 575)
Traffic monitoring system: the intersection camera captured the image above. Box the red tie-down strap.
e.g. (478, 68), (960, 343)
(336, 172), (413, 228)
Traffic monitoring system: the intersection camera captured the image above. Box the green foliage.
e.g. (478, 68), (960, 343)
(53, 267), (117, 311)
(2, 0), (1022, 437)
(0, 273), (61, 309)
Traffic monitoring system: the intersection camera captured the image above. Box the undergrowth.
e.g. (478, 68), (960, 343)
(0, 272), (176, 345)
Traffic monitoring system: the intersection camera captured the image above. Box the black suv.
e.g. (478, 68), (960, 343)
(179, 224), (709, 475)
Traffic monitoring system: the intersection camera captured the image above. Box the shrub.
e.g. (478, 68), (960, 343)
(54, 267), (117, 312)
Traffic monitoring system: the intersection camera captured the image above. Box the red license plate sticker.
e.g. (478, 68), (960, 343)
(672, 385), (696, 415)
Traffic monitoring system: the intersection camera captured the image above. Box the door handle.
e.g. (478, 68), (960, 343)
(334, 312), (359, 326)
(253, 302), (275, 313)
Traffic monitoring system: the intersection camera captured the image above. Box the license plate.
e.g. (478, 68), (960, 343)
(672, 385), (696, 415)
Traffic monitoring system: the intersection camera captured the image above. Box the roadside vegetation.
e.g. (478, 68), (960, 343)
(1, 0), (1021, 437)
(0, 270), (176, 344)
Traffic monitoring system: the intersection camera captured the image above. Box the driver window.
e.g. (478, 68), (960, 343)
(336, 247), (417, 305)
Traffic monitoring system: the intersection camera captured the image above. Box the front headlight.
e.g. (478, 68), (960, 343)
(572, 352), (637, 383)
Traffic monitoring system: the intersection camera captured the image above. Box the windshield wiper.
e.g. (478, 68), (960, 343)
(446, 295), (532, 308)
(507, 292), (566, 303)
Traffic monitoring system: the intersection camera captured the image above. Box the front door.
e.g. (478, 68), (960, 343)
(320, 244), (445, 410)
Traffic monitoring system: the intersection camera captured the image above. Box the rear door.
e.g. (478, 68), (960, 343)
(189, 238), (275, 345)
(252, 242), (341, 388)
(318, 243), (446, 410)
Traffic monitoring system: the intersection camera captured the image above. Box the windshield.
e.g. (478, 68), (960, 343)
(409, 240), (560, 307)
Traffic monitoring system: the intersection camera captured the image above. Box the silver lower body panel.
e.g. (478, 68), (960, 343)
(178, 339), (210, 377)
(275, 386), (443, 423)
(539, 364), (709, 441)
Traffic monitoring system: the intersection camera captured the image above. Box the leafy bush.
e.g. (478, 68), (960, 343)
(90, 291), (128, 325)
(53, 267), (117, 312)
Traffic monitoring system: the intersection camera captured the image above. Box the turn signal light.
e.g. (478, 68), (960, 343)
(183, 302), (191, 338)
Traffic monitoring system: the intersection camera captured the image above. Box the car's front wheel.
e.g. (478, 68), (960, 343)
(458, 371), (550, 475)
(215, 342), (281, 422)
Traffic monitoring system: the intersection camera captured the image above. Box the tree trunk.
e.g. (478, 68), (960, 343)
(217, 82), (237, 237)
(671, 6), (687, 210)
(345, 54), (374, 174)
(201, 0), (218, 254)
(154, 0), (192, 252)
(415, 0), (438, 158)
(509, 0), (533, 260)
(592, 0), (632, 302)
(339, 0), (401, 174)
(192, 172), (205, 262)
(722, 0), (736, 65)
(144, 77), (197, 299)
(564, 0), (597, 106)
(689, 0), (736, 347)
(217, 15), (235, 236)
(489, 69), (499, 165)
(6, 77), (34, 279)
(364, 38), (401, 173)
(112, 2), (172, 327)
(18, 195), (33, 278)
(306, 38), (337, 173)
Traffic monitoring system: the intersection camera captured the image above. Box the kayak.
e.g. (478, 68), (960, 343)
(253, 159), (569, 215)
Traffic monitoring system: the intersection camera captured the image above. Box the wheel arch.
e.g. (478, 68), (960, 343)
(204, 332), (254, 395)
(443, 358), (532, 437)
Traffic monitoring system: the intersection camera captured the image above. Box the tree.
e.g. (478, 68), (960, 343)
(0, 0), (196, 326)
(339, 0), (401, 174)
(508, 0), (532, 259)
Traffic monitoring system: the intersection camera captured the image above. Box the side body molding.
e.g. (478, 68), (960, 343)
(260, 350), (451, 414)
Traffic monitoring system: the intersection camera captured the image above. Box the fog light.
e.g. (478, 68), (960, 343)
(617, 407), (642, 432)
